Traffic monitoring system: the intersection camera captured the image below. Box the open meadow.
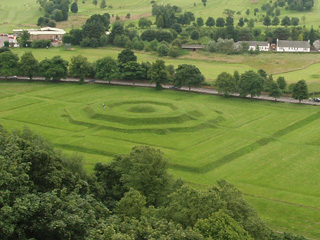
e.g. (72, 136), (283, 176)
(0, 81), (319, 238)
(1, 0), (320, 32)
(11, 46), (320, 92)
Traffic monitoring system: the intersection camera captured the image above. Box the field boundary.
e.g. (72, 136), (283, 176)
(1, 77), (320, 106)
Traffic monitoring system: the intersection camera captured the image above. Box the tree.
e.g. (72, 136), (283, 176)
(238, 70), (265, 98)
(69, 55), (91, 81)
(202, 0), (207, 6)
(100, 0), (106, 9)
(281, 16), (291, 26)
(292, 80), (308, 103)
(19, 52), (39, 80)
(157, 43), (170, 56)
(111, 146), (174, 206)
(82, 15), (107, 43)
(174, 64), (204, 91)
(95, 57), (120, 83)
(195, 210), (253, 240)
(291, 17), (299, 26)
(147, 60), (168, 89)
(156, 15), (164, 28)
(246, 9), (250, 15)
(126, 13), (131, 19)
(165, 185), (223, 227)
(196, 17), (204, 27)
(247, 19), (254, 28)
(216, 17), (225, 27)
(92, 0), (98, 7)
(115, 188), (146, 219)
(263, 16), (271, 28)
(269, 81), (282, 101)
(0, 51), (19, 79)
(190, 31), (200, 40)
(71, 2), (78, 13)
(121, 61), (144, 85)
(258, 69), (267, 79)
(39, 56), (68, 81)
(19, 30), (30, 47)
(272, 16), (280, 26)
(215, 72), (237, 96)
(276, 76), (287, 90)
(138, 18), (152, 28)
(117, 48), (137, 65)
(238, 18), (244, 27)
(225, 16), (234, 27)
(206, 17), (215, 27)
(213, 180), (271, 239)
(309, 26), (316, 45)
(171, 23), (182, 34)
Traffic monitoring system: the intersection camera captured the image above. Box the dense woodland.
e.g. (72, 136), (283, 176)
(0, 125), (308, 239)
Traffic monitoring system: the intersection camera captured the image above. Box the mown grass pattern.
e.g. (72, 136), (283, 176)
(1, 81), (320, 238)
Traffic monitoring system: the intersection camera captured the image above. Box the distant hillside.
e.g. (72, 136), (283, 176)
(1, 0), (319, 33)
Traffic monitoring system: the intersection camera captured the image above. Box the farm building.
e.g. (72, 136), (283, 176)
(182, 44), (204, 51)
(313, 40), (320, 51)
(236, 41), (270, 51)
(13, 27), (66, 41)
(276, 39), (310, 52)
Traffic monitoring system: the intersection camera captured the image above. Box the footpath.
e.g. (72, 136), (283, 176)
(1, 76), (319, 106)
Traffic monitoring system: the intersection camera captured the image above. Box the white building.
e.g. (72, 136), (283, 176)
(276, 39), (310, 52)
(236, 41), (270, 51)
(13, 27), (66, 41)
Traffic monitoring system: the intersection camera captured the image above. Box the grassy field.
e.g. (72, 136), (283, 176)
(0, 81), (320, 238)
(11, 46), (320, 91)
(1, 0), (320, 33)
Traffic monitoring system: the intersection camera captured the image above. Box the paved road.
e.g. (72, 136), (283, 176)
(1, 76), (320, 106)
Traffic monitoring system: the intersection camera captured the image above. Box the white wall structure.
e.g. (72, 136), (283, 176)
(276, 39), (310, 52)
(236, 41), (270, 51)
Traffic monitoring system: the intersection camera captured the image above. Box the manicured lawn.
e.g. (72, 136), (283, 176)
(0, 81), (320, 238)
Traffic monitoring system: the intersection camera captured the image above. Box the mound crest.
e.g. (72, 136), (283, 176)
(65, 98), (223, 133)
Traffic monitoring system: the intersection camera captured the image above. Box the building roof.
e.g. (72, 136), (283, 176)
(182, 44), (204, 49)
(236, 41), (269, 47)
(277, 40), (310, 48)
(13, 28), (66, 35)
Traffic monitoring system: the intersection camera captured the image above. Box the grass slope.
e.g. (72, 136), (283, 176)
(0, 81), (319, 238)
(1, 0), (320, 32)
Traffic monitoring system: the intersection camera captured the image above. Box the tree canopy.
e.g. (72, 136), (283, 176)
(215, 72), (237, 96)
(292, 80), (308, 103)
(174, 64), (204, 91)
(238, 70), (265, 98)
(147, 59), (168, 89)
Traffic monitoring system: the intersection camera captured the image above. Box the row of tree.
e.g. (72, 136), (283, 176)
(0, 47), (309, 102)
(215, 70), (309, 102)
(36, 0), (69, 27)
(0, 125), (308, 239)
(0, 47), (204, 90)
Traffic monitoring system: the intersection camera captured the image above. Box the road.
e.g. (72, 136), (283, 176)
(1, 76), (319, 106)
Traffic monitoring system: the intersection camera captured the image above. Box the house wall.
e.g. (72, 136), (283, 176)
(277, 47), (310, 52)
(248, 45), (269, 51)
(30, 34), (63, 41)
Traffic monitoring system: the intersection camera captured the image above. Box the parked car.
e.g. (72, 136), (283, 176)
(8, 76), (17, 79)
(313, 98), (320, 102)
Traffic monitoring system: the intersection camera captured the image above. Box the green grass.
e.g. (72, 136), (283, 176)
(1, 0), (320, 32)
(1, 81), (320, 238)
(10, 46), (320, 91)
